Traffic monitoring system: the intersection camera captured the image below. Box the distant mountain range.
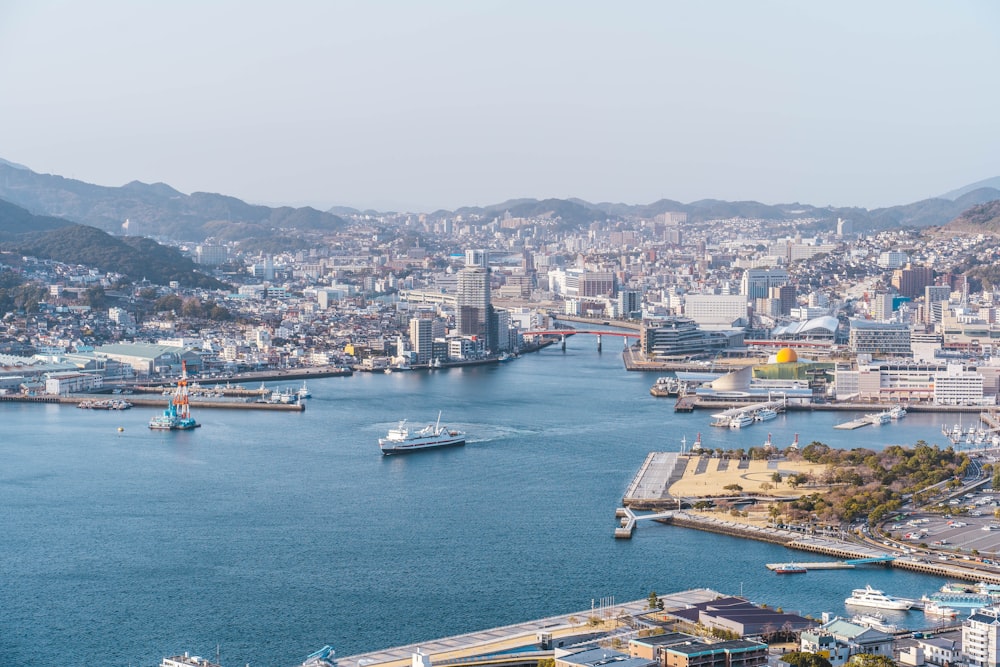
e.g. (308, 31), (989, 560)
(1, 158), (998, 240)
(0, 160), (345, 242)
(941, 199), (1000, 234)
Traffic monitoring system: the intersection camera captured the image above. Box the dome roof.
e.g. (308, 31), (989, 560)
(775, 347), (798, 363)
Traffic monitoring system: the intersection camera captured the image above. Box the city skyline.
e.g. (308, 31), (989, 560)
(1, 1), (998, 212)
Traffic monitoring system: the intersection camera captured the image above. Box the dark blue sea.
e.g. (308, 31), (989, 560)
(0, 338), (964, 667)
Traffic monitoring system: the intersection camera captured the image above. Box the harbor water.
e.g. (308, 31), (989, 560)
(0, 339), (967, 667)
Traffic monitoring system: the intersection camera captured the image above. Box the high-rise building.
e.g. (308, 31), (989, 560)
(741, 268), (789, 300)
(409, 317), (433, 364)
(871, 292), (894, 321)
(456, 266), (492, 350)
(465, 249), (489, 268)
(770, 284), (796, 316)
(892, 264), (934, 299)
(925, 285), (952, 324)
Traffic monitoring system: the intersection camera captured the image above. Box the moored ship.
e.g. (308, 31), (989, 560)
(729, 411), (754, 429)
(379, 412), (465, 455)
(845, 584), (912, 610)
(774, 563), (807, 574)
(754, 407), (778, 422)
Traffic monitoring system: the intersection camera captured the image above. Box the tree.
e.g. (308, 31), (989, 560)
(769, 504), (782, 524)
(648, 591), (660, 610)
(83, 285), (106, 308)
(847, 655), (896, 667)
(724, 484), (744, 493)
(783, 652), (833, 667)
(771, 472), (783, 483)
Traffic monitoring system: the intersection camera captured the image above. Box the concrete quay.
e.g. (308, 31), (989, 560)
(634, 510), (1000, 585)
(336, 589), (722, 667)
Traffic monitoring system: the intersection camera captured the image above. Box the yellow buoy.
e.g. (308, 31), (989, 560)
(117, 427), (124, 432)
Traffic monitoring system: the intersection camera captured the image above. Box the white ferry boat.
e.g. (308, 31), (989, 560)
(729, 412), (754, 429)
(866, 411), (891, 426)
(379, 412), (466, 455)
(754, 407), (778, 422)
(845, 584), (912, 610)
(888, 405), (906, 420)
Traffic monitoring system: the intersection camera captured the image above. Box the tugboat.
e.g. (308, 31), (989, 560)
(149, 362), (199, 430)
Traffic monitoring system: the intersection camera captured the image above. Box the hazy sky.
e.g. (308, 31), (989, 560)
(1, 1), (998, 212)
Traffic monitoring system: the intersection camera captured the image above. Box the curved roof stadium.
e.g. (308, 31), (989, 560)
(771, 315), (839, 341)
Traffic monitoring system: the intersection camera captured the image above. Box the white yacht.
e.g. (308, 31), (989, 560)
(845, 584), (912, 610)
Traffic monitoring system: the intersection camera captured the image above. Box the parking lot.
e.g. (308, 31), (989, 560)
(888, 487), (1000, 565)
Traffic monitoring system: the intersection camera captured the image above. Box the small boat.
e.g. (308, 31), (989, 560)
(774, 563), (807, 574)
(846, 584), (912, 610)
(922, 598), (959, 617)
(301, 645), (336, 667)
(755, 407), (778, 422)
(297, 382), (312, 400)
(729, 412), (754, 429)
(851, 612), (900, 633)
(379, 411), (465, 455)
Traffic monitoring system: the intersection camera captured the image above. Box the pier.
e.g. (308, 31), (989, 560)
(708, 400), (786, 427)
(621, 452), (688, 510)
(765, 562), (856, 571)
(0, 393), (305, 411)
(834, 418), (872, 430)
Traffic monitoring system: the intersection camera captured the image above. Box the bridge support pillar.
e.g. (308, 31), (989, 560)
(597, 334), (602, 352)
(560, 334), (566, 351)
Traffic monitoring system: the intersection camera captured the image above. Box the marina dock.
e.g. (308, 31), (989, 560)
(835, 418), (871, 430)
(709, 400), (786, 427)
(765, 562), (856, 570)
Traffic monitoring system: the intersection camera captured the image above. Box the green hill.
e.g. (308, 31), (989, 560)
(0, 199), (227, 288)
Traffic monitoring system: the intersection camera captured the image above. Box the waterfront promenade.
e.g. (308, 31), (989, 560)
(336, 589), (721, 667)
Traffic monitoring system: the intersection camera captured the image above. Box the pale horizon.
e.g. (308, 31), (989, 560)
(1, 1), (997, 213)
